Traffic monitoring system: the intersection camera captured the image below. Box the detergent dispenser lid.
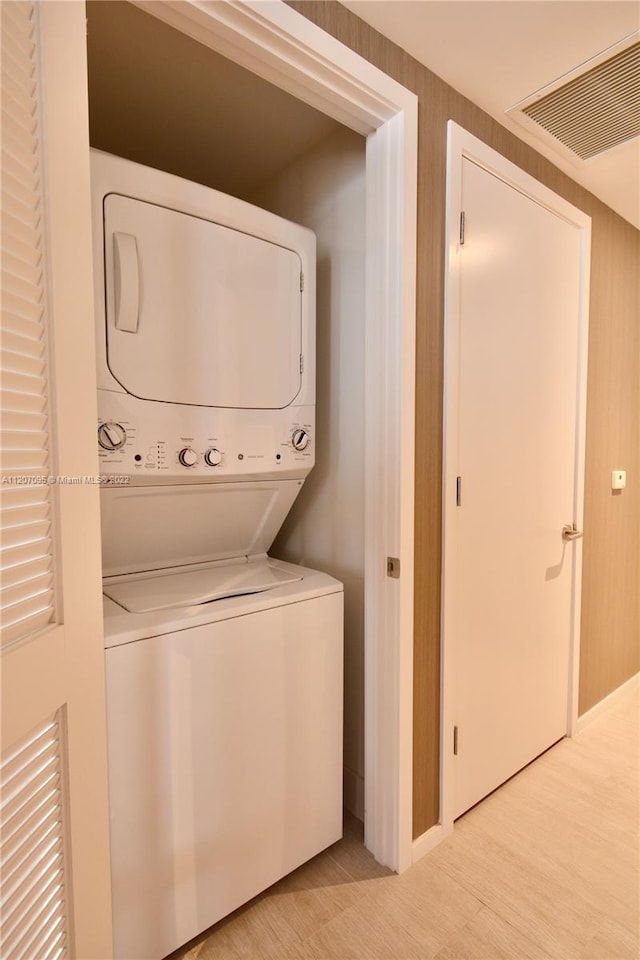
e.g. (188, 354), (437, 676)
(103, 558), (302, 613)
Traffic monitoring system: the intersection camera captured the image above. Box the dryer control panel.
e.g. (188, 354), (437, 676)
(97, 394), (314, 482)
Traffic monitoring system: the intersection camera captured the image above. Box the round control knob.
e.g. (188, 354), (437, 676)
(291, 428), (310, 452)
(178, 447), (198, 467)
(98, 422), (127, 451)
(204, 448), (222, 467)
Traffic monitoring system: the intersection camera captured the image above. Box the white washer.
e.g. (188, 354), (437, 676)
(103, 558), (343, 960)
(91, 153), (344, 959)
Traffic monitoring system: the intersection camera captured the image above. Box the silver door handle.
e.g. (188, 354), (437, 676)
(562, 524), (583, 542)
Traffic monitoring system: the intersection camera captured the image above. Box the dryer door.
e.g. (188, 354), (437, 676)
(103, 194), (302, 409)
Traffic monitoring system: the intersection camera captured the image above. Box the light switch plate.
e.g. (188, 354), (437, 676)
(611, 469), (626, 490)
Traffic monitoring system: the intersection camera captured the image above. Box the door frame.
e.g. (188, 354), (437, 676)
(441, 121), (591, 833)
(133, 0), (419, 872)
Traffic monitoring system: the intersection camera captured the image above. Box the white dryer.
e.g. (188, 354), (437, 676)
(91, 152), (343, 960)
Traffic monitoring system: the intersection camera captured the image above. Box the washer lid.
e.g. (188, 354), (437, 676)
(100, 479), (304, 577)
(104, 559), (302, 614)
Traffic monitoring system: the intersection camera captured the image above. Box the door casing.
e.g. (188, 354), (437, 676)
(439, 120), (591, 839)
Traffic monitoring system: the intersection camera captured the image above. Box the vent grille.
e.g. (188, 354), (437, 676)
(522, 41), (640, 159)
(0, 714), (68, 960)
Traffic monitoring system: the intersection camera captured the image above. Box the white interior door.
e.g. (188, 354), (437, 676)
(450, 155), (587, 819)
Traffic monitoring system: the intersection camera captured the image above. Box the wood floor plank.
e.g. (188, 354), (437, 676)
(429, 819), (610, 957)
(193, 890), (302, 960)
(285, 900), (429, 959)
(363, 857), (483, 956)
(170, 681), (639, 960)
(582, 916), (640, 960)
(433, 906), (547, 959)
(459, 780), (638, 932)
(325, 815), (393, 883)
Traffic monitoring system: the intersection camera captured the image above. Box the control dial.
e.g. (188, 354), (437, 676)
(204, 448), (222, 467)
(291, 428), (310, 452)
(178, 447), (198, 467)
(98, 422), (127, 451)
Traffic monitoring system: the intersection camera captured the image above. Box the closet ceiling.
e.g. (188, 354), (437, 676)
(342, 1), (640, 228)
(88, 2), (638, 225)
(86, 1), (342, 199)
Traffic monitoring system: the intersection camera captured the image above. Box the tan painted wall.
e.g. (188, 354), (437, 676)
(290, 1), (640, 838)
(252, 129), (367, 820)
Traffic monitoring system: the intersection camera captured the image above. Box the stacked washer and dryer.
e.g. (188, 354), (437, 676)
(91, 151), (344, 960)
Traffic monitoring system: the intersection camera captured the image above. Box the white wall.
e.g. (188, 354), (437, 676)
(252, 127), (367, 819)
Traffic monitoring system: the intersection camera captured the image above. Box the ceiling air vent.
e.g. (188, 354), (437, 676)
(509, 35), (640, 162)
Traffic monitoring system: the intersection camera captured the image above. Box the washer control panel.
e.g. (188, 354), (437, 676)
(97, 395), (314, 481)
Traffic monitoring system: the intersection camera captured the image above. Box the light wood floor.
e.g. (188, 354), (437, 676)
(170, 678), (639, 960)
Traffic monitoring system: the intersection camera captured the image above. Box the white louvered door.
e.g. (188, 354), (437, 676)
(1, 0), (55, 649)
(1, 4), (113, 958)
(1, 717), (68, 959)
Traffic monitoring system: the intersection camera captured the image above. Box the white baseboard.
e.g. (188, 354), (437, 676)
(344, 766), (365, 822)
(575, 672), (639, 733)
(411, 820), (452, 864)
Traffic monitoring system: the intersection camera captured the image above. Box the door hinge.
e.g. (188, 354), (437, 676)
(300, 271), (304, 292)
(300, 355), (304, 374)
(456, 476), (462, 506)
(453, 725), (459, 756)
(459, 211), (465, 246)
(386, 556), (400, 579)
